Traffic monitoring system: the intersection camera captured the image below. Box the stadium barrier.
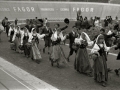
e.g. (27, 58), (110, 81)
(0, 1), (120, 21)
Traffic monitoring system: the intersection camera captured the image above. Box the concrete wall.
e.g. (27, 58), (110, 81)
(0, 1), (120, 21)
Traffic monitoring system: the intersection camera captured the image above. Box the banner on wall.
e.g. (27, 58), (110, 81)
(0, 1), (120, 20)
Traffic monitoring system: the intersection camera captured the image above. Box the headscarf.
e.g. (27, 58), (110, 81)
(80, 32), (94, 46)
(91, 34), (110, 54)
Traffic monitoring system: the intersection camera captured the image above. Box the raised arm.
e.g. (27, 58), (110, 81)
(60, 25), (68, 31)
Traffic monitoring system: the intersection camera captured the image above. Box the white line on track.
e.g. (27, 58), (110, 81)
(0, 68), (32, 90)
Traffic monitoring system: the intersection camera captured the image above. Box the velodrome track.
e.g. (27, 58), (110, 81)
(1, 1), (120, 89)
(0, 21), (120, 90)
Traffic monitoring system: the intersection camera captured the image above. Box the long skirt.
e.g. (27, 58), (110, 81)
(30, 43), (42, 61)
(93, 55), (108, 83)
(74, 48), (93, 74)
(14, 37), (21, 52)
(23, 41), (30, 56)
(10, 35), (13, 42)
(50, 45), (67, 65)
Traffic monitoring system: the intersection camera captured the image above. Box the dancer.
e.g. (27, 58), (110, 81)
(41, 23), (52, 54)
(91, 34), (115, 87)
(74, 31), (93, 76)
(49, 23), (68, 67)
(67, 26), (78, 62)
(8, 24), (14, 43)
(12, 26), (21, 53)
(29, 28), (45, 64)
(21, 27), (30, 57)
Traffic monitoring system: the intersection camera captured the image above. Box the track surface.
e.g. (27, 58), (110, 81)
(0, 22), (120, 90)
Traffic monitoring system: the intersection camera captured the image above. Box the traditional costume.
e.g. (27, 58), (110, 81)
(91, 34), (114, 87)
(49, 24), (68, 67)
(67, 26), (78, 62)
(41, 25), (52, 54)
(29, 28), (45, 64)
(12, 26), (21, 52)
(21, 27), (30, 57)
(8, 24), (14, 43)
(74, 32), (93, 76)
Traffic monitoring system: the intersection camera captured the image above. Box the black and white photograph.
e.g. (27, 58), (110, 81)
(0, 0), (120, 90)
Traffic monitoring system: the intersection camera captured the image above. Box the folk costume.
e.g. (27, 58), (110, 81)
(29, 29), (45, 64)
(67, 26), (78, 62)
(91, 34), (114, 87)
(8, 25), (14, 43)
(74, 32), (93, 76)
(41, 25), (52, 54)
(50, 24), (68, 67)
(21, 27), (30, 57)
(12, 26), (21, 53)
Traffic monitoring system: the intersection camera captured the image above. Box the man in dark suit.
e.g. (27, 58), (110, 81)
(104, 16), (109, 27)
(41, 23), (52, 54)
(67, 26), (78, 62)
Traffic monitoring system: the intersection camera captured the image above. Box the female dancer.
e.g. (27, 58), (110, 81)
(91, 34), (115, 87)
(8, 24), (14, 43)
(74, 31), (94, 76)
(29, 28), (45, 64)
(21, 27), (30, 57)
(12, 26), (21, 53)
(50, 23), (68, 68)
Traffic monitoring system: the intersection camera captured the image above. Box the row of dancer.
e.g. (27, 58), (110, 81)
(48, 24), (119, 87)
(9, 24), (46, 64)
(7, 20), (119, 87)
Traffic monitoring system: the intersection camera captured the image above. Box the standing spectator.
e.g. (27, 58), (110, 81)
(15, 18), (18, 25)
(6, 22), (10, 37)
(2, 17), (7, 31)
(4, 17), (8, 32)
(114, 16), (119, 30)
(104, 16), (109, 27)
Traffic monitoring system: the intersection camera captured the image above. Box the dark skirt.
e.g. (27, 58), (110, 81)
(23, 39), (30, 56)
(14, 37), (21, 52)
(93, 55), (108, 82)
(50, 45), (68, 65)
(44, 38), (51, 47)
(74, 48), (93, 74)
(30, 43), (42, 61)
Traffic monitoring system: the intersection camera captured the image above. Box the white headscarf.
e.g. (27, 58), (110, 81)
(91, 34), (110, 54)
(75, 32), (93, 46)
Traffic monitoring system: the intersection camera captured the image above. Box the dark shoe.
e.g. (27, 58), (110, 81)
(108, 68), (112, 72)
(36, 60), (40, 64)
(31, 57), (34, 61)
(101, 82), (106, 87)
(114, 69), (119, 76)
